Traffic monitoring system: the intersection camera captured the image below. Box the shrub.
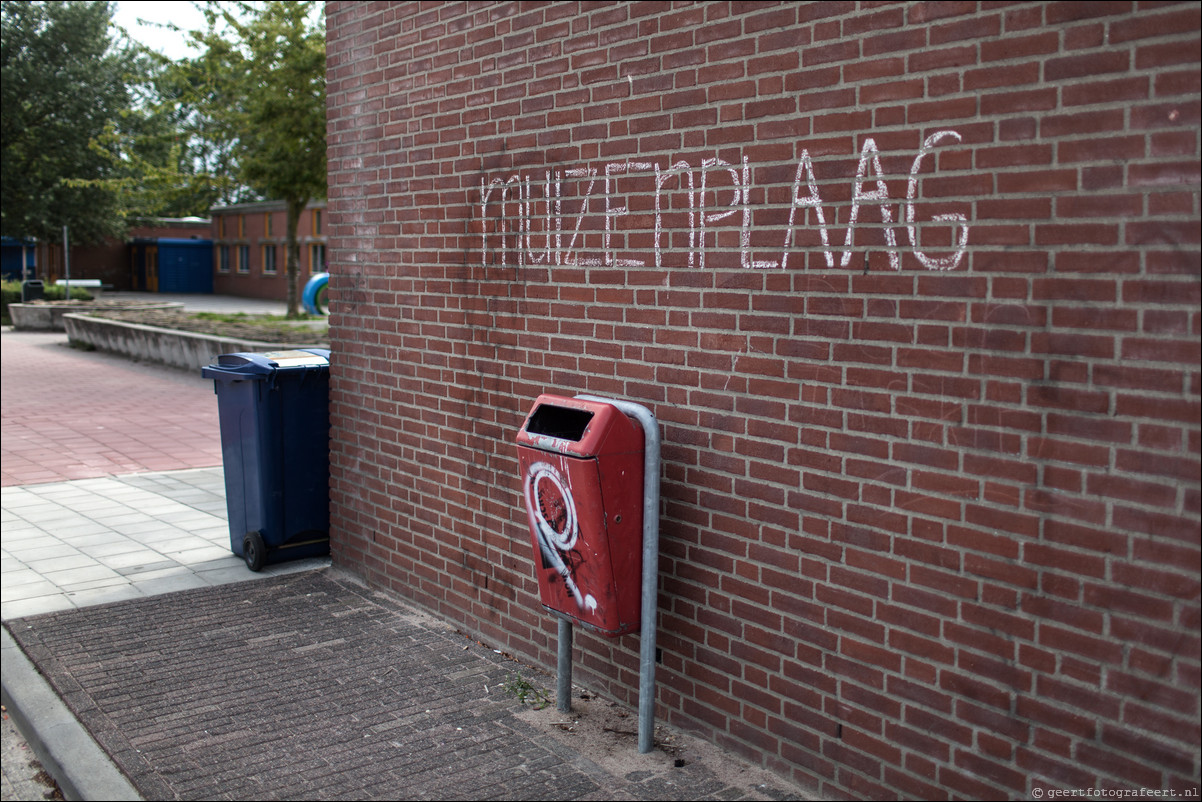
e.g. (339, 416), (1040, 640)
(43, 284), (94, 302)
(1, 279), (93, 325)
(1, 280), (20, 324)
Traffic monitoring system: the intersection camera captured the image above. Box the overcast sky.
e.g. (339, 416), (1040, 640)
(111, 1), (209, 61)
(111, 2), (324, 62)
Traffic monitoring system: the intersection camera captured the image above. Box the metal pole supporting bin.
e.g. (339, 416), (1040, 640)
(202, 350), (332, 571)
(514, 393), (662, 754)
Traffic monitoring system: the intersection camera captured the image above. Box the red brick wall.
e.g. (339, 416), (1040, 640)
(325, 2), (1201, 797)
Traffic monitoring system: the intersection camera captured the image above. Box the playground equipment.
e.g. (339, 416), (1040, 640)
(302, 272), (329, 315)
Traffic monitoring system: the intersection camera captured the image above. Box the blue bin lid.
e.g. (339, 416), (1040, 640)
(202, 349), (330, 381)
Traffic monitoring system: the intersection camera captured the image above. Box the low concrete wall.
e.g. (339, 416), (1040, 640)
(10, 302), (183, 332)
(63, 313), (325, 372)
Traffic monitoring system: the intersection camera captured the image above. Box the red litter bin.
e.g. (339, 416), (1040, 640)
(515, 395), (645, 636)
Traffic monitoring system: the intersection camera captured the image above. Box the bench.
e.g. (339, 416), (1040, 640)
(53, 279), (110, 298)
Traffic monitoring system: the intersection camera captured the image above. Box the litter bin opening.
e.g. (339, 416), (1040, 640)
(21, 280), (45, 302)
(525, 403), (593, 442)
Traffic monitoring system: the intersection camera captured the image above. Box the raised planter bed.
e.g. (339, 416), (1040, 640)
(63, 312), (327, 372)
(9, 300), (184, 331)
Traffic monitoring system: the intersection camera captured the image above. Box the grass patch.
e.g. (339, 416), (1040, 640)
(502, 673), (552, 710)
(87, 308), (329, 345)
(192, 311), (323, 323)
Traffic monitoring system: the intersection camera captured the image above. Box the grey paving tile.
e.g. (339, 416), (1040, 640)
(43, 564), (122, 588)
(92, 489), (156, 504)
(1, 578), (62, 601)
(27, 489), (105, 505)
(132, 574), (211, 596)
(170, 545), (235, 565)
(120, 562), (194, 579)
(197, 564), (258, 586)
(150, 538), (218, 557)
(63, 584), (146, 608)
(0, 519), (41, 535)
(51, 521), (118, 538)
(7, 508), (83, 527)
(57, 574), (133, 593)
(98, 550), (175, 571)
(185, 555), (242, 571)
(160, 489), (224, 503)
(2, 495), (37, 511)
(195, 527), (233, 542)
(25, 553), (98, 574)
(264, 558), (332, 576)
(2, 468), (327, 625)
(155, 519), (226, 536)
(77, 540), (157, 559)
(88, 512), (156, 528)
(5, 543), (76, 562)
(2, 594), (76, 619)
(51, 528), (130, 546)
(169, 510), (227, 524)
(0, 556), (28, 574)
(0, 539), (43, 557)
(77, 497), (138, 511)
(113, 522), (181, 540)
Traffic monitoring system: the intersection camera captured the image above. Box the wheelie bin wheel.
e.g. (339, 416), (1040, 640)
(243, 531), (267, 572)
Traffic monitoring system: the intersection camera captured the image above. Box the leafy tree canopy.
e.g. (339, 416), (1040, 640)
(1, 0), (135, 243)
(200, 1), (326, 210)
(178, 1), (327, 316)
(1, 0), (326, 317)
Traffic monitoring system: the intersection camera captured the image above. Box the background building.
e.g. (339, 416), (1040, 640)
(210, 200), (328, 300)
(4, 202), (328, 303)
(3, 219), (210, 291)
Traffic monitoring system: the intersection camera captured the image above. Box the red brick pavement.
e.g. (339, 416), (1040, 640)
(1, 330), (223, 486)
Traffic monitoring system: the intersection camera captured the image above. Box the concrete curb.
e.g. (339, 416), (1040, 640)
(8, 302), (183, 332)
(1, 626), (142, 802)
(62, 312), (325, 372)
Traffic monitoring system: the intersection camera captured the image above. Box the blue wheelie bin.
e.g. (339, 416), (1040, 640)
(202, 349), (332, 571)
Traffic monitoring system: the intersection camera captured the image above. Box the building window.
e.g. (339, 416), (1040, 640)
(312, 208), (322, 235)
(238, 244), (250, 274)
(218, 216), (226, 237)
(238, 214), (246, 238)
(263, 244), (277, 275)
(310, 243), (326, 274)
(218, 245), (230, 273)
(265, 213), (273, 237)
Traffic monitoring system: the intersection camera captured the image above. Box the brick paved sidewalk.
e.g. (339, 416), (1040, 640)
(7, 570), (808, 801)
(1, 329), (222, 487)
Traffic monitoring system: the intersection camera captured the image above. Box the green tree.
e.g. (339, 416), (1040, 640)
(1, 0), (135, 243)
(187, 1), (326, 317)
(90, 30), (248, 223)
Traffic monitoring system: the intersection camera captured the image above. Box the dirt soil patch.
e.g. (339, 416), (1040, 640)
(85, 308), (329, 345)
(515, 692), (812, 799)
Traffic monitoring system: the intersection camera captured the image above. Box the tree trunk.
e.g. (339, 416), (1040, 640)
(284, 198), (306, 318)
